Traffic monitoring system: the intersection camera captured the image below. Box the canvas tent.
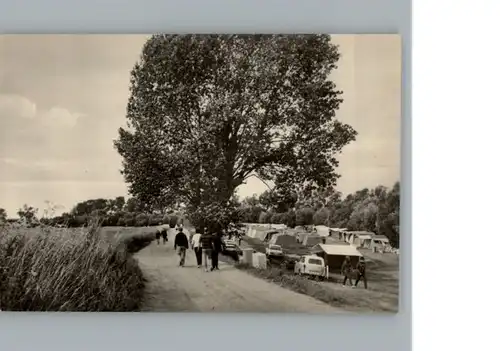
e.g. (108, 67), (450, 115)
(369, 235), (391, 250)
(341, 231), (375, 247)
(263, 230), (281, 242)
(358, 234), (374, 248)
(246, 225), (268, 240)
(269, 224), (287, 230)
(311, 243), (363, 272)
(254, 229), (271, 241)
(295, 231), (309, 244)
(313, 225), (331, 237)
(330, 228), (348, 240)
(269, 234), (297, 248)
(323, 236), (345, 245)
(302, 234), (325, 247)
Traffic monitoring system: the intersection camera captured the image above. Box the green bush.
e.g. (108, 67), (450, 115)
(285, 210), (296, 228)
(258, 211), (273, 224)
(313, 208), (330, 225)
(271, 212), (287, 224)
(148, 214), (163, 226)
(296, 208), (315, 226)
(135, 213), (149, 227)
(74, 215), (89, 227)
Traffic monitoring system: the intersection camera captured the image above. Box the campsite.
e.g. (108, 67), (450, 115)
(234, 223), (399, 312)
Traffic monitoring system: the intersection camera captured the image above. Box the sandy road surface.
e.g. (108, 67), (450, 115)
(135, 229), (344, 313)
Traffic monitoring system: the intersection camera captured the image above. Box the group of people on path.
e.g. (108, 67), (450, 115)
(155, 226), (168, 245)
(341, 256), (368, 289)
(157, 223), (368, 288)
(162, 224), (225, 272)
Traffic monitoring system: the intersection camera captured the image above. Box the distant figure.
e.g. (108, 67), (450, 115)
(160, 227), (168, 244)
(355, 257), (368, 289)
(155, 229), (161, 245)
(341, 256), (354, 288)
(200, 230), (213, 272)
(174, 227), (189, 267)
(191, 229), (203, 268)
(211, 232), (223, 271)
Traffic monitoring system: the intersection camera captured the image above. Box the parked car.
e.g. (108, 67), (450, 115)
(294, 255), (328, 279)
(222, 239), (243, 256)
(265, 244), (284, 257)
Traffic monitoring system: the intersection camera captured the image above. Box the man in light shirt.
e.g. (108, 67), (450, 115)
(190, 228), (203, 268)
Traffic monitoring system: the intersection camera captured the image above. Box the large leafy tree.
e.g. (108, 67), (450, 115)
(115, 34), (357, 228)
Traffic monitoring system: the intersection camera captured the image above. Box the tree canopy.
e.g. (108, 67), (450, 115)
(114, 34), (357, 228)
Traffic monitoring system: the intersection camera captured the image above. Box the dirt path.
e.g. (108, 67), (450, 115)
(135, 231), (346, 313)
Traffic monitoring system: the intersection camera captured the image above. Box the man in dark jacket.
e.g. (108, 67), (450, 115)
(341, 256), (354, 287)
(174, 228), (189, 267)
(155, 229), (161, 245)
(200, 230), (213, 272)
(160, 227), (168, 244)
(354, 257), (368, 289)
(211, 232), (223, 271)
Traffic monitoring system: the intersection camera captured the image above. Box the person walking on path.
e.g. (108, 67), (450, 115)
(174, 227), (189, 267)
(354, 257), (368, 289)
(160, 227), (168, 244)
(211, 232), (223, 271)
(341, 256), (354, 288)
(200, 229), (213, 272)
(191, 228), (203, 268)
(155, 229), (161, 245)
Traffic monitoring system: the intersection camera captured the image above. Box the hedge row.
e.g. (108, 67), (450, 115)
(41, 213), (181, 228)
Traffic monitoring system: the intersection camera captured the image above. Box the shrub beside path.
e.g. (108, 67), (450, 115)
(134, 230), (346, 313)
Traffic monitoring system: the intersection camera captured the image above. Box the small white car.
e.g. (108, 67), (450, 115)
(294, 255), (329, 279)
(265, 244), (284, 257)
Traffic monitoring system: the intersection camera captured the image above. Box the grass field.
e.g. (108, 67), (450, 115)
(238, 236), (399, 313)
(0, 224), (156, 311)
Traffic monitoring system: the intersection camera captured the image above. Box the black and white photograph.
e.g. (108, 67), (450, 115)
(0, 34), (401, 313)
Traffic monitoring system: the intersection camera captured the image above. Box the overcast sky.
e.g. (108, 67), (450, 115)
(0, 34), (401, 217)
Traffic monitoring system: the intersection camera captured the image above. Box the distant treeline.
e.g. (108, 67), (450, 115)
(0, 197), (182, 229)
(0, 182), (400, 247)
(42, 211), (180, 228)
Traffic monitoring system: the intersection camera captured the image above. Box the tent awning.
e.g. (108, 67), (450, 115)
(312, 244), (363, 257)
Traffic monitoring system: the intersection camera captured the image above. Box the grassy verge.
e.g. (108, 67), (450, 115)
(235, 263), (350, 307)
(239, 236), (399, 312)
(0, 223), (155, 312)
(235, 261), (398, 313)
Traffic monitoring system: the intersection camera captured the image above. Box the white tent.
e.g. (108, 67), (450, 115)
(312, 243), (363, 257)
(369, 235), (391, 249)
(313, 225), (330, 237)
(311, 243), (364, 272)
